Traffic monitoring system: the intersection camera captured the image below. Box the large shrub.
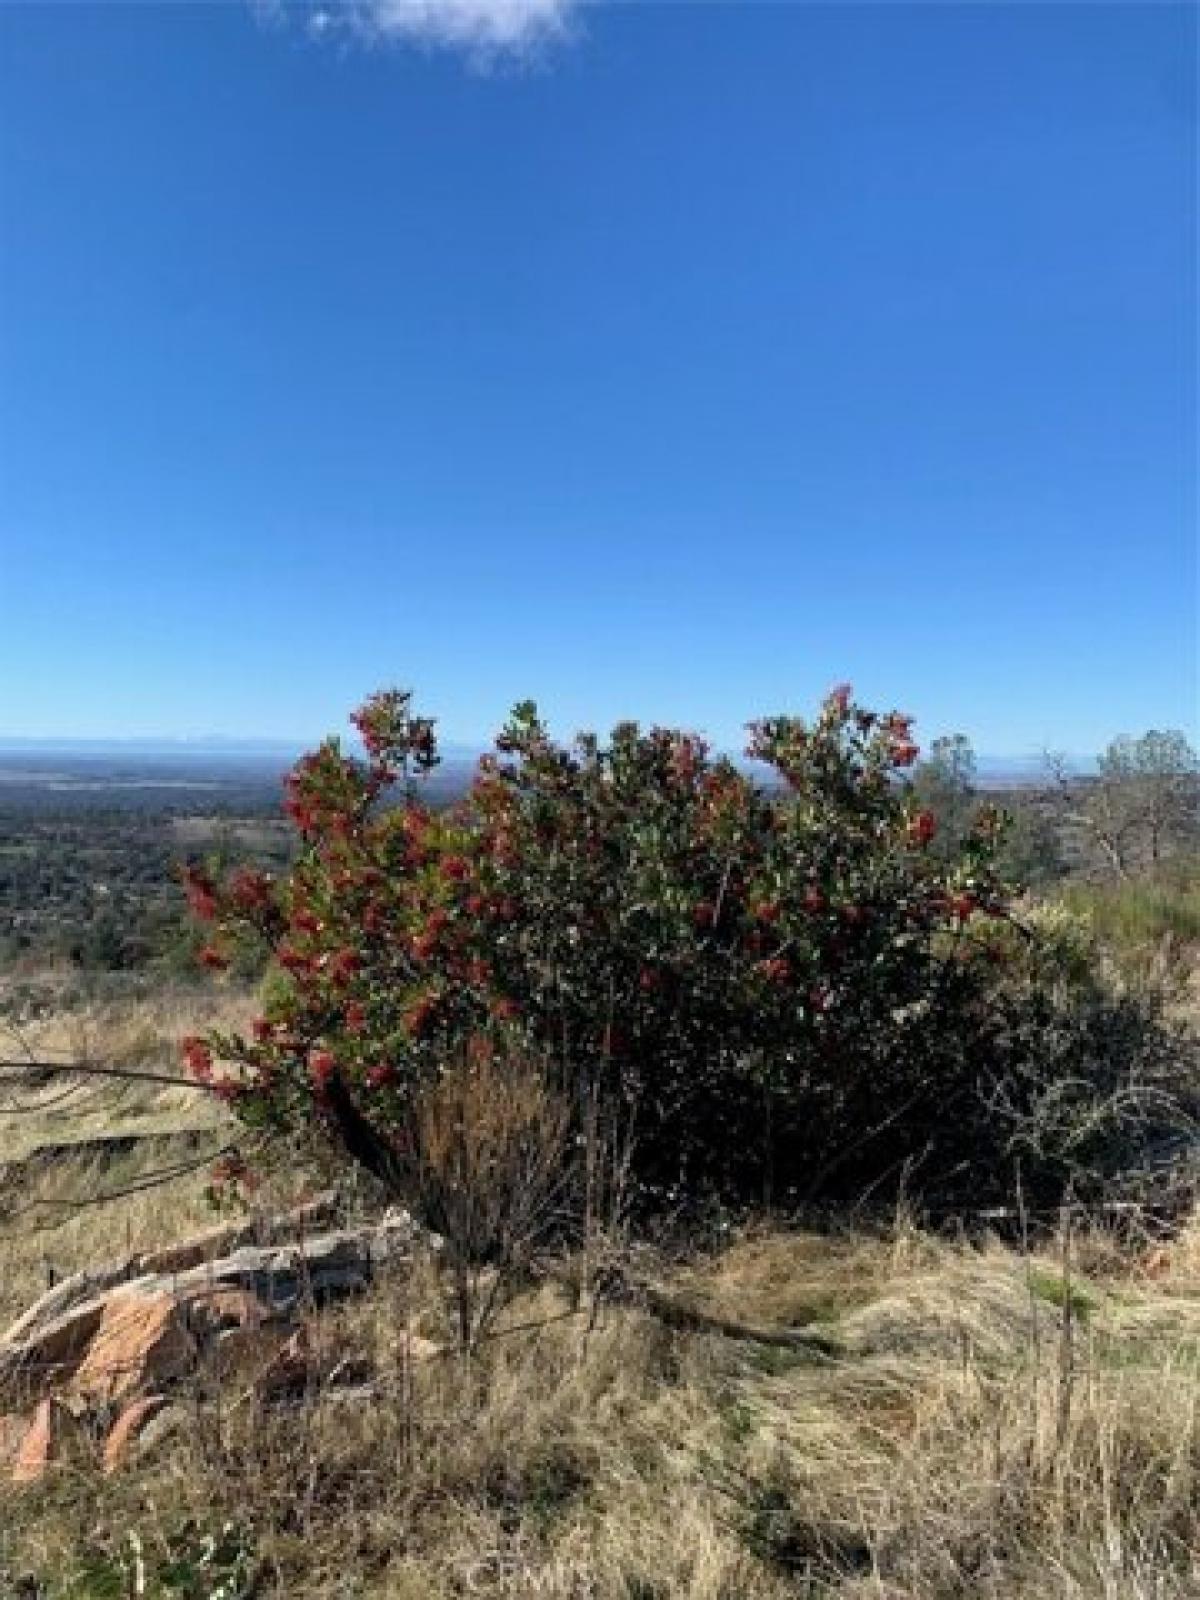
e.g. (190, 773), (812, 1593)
(183, 686), (1178, 1213)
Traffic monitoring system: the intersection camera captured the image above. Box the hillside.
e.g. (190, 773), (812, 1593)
(1, 982), (1199, 1599)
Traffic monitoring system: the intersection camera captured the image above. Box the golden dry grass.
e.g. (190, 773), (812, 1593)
(0, 987), (254, 1330)
(0, 981), (251, 1159)
(3, 987), (1200, 1597)
(4, 1214), (1200, 1598)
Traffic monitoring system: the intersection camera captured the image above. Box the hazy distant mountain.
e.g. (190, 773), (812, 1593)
(0, 736), (305, 756)
(0, 737), (1097, 795)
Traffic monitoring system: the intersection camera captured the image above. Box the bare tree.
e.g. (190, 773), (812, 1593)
(1047, 731), (1198, 880)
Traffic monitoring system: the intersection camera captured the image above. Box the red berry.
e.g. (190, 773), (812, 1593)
(330, 948), (359, 986)
(309, 1050), (337, 1090)
(908, 810), (937, 846)
(182, 1036), (213, 1082)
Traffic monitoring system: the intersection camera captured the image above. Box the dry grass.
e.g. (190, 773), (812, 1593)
(0, 987), (254, 1330)
(4, 1215), (1200, 1598)
(0, 982), (251, 1163)
(3, 988), (1200, 1596)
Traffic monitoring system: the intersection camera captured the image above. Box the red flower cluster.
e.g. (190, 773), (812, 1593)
(182, 867), (218, 922)
(329, 948), (360, 986)
(908, 810), (938, 846)
(229, 868), (273, 912)
(309, 1049), (337, 1090)
(182, 1035), (213, 1082)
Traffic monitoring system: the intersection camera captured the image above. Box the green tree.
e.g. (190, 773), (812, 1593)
(910, 734), (977, 859)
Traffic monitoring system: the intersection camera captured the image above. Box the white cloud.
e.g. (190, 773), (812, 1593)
(303, 0), (579, 63)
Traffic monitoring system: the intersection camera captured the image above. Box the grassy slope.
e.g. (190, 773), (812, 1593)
(3, 1217), (1200, 1598)
(0, 986), (247, 1327)
(3, 955), (1200, 1598)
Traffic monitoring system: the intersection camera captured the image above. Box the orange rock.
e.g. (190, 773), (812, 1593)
(101, 1393), (169, 1475)
(11, 1396), (81, 1484)
(69, 1293), (197, 1405)
(135, 1221), (247, 1277)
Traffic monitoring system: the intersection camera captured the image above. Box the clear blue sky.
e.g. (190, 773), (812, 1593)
(1, 1), (1195, 756)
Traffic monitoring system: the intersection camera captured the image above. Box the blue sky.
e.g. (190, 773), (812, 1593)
(0, 1), (1195, 756)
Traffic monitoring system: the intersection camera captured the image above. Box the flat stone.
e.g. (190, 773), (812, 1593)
(134, 1191), (339, 1277)
(0, 1211), (421, 1408)
(69, 1294), (197, 1405)
(0, 1263), (138, 1353)
(11, 1396), (83, 1484)
(0, 1301), (108, 1404)
(0, 1191), (339, 1354)
(101, 1393), (169, 1475)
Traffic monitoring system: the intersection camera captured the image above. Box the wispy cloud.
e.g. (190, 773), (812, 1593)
(301, 0), (580, 64)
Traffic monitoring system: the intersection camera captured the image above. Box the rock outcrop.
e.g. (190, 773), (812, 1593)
(0, 1202), (439, 1483)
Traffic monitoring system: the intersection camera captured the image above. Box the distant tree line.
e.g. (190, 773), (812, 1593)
(911, 727), (1198, 887)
